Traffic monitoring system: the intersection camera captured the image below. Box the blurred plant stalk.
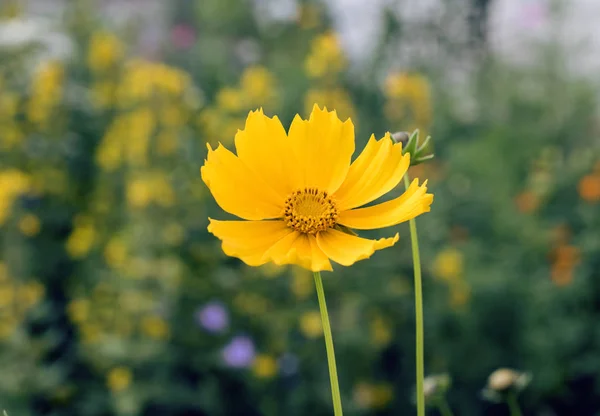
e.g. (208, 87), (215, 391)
(395, 129), (434, 416)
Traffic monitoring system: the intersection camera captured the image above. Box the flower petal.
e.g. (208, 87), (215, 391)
(234, 109), (299, 197)
(316, 229), (399, 266)
(208, 219), (294, 266)
(337, 179), (433, 229)
(265, 232), (333, 272)
(333, 132), (410, 211)
(288, 104), (354, 194)
(201, 143), (284, 220)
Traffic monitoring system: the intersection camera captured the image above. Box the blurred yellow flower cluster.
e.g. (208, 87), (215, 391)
(353, 381), (394, 410)
(88, 31), (123, 74)
(0, 76), (23, 149)
(433, 247), (470, 307)
(27, 61), (64, 128)
(200, 65), (277, 145)
(0, 170), (30, 225)
(384, 72), (432, 133)
(0, 262), (45, 340)
(303, 32), (355, 120)
(305, 32), (346, 79)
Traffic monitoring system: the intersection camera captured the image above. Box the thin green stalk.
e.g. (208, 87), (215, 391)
(436, 399), (455, 416)
(507, 392), (523, 416)
(404, 174), (425, 416)
(313, 271), (343, 416)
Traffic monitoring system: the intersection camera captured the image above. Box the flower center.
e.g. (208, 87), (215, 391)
(284, 188), (338, 234)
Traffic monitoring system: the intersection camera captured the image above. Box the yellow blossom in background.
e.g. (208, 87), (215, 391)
(66, 217), (97, 258)
(162, 222), (185, 246)
(91, 80), (116, 108)
(141, 315), (170, 340)
(117, 60), (191, 104)
(0, 285), (14, 307)
(216, 87), (245, 113)
(234, 293), (270, 315)
(240, 66), (277, 107)
(297, 3), (321, 29)
(384, 72), (432, 132)
(433, 247), (464, 282)
(305, 32), (346, 79)
(299, 311), (322, 338)
(353, 382), (394, 410)
(370, 315), (392, 347)
(0, 170), (30, 225)
(17, 281), (45, 309)
(107, 367), (132, 392)
(19, 214), (41, 237)
(88, 31), (123, 73)
(67, 298), (90, 323)
(252, 354), (278, 379)
(304, 88), (355, 121)
(291, 268), (313, 299)
(202, 106), (433, 271)
(258, 263), (286, 279)
(27, 61), (64, 126)
(449, 281), (471, 308)
(104, 236), (128, 269)
(126, 174), (175, 209)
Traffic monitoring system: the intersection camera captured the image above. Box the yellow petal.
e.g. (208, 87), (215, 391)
(288, 104), (354, 194)
(201, 143), (284, 220)
(337, 179), (433, 229)
(234, 109), (299, 197)
(208, 219), (293, 266)
(316, 229), (399, 266)
(334, 132), (410, 211)
(265, 232), (333, 272)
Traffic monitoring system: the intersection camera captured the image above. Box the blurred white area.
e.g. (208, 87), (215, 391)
(0, 17), (73, 62)
(10, 0), (600, 77)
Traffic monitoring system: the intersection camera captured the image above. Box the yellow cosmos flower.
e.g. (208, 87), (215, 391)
(201, 105), (433, 271)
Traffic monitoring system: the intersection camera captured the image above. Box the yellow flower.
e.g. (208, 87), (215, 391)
(201, 105), (433, 271)
(88, 32), (123, 73)
(68, 298), (90, 323)
(19, 214), (41, 236)
(66, 219), (97, 258)
(0, 170), (30, 225)
(141, 315), (170, 340)
(305, 32), (346, 78)
(370, 315), (392, 347)
(240, 66), (276, 106)
(433, 248), (463, 282)
(107, 367), (132, 392)
(299, 311), (323, 338)
(252, 354), (278, 379)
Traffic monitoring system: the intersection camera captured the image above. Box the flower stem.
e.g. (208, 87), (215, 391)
(313, 271), (343, 416)
(436, 399), (455, 416)
(404, 173), (425, 416)
(507, 392), (523, 416)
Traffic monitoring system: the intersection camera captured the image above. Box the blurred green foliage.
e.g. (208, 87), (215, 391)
(1, 0), (599, 415)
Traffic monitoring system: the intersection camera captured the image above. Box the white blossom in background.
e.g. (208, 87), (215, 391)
(0, 17), (73, 62)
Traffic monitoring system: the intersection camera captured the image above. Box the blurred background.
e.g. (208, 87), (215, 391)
(1, 0), (599, 415)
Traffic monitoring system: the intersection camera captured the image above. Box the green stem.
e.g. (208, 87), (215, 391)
(507, 392), (523, 416)
(404, 174), (425, 416)
(313, 271), (343, 416)
(436, 398), (455, 416)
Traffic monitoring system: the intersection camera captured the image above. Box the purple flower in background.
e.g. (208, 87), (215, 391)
(195, 301), (229, 333)
(222, 336), (256, 368)
(520, 1), (547, 29)
(171, 24), (196, 50)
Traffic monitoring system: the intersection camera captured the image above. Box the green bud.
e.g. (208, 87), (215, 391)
(391, 129), (434, 166)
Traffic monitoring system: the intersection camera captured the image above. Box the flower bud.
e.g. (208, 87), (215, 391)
(391, 129), (434, 166)
(482, 368), (532, 402)
(415, 373), (452, 407)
